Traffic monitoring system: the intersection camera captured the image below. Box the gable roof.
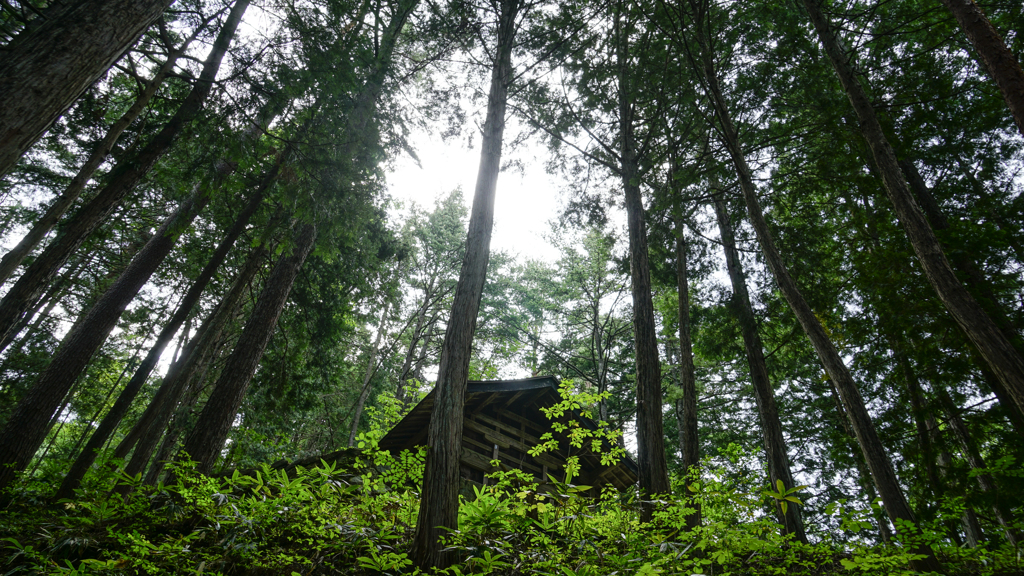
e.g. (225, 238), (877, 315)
(379, 375), (638, 490)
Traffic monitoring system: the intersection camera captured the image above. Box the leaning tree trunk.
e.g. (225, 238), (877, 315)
(938, 0), (1024, 137)
(802, 0), (1024, 430)
(412, 0), (519, 568)
(55, 166), (274, 499)
(693, 13), (939, 571)
(673, 214), (701, 531)
(713, 193), (806, 543)
(117, 237), (272, 482)
(615, 4), (669, 522)
(0, 0), (249, 353)
(933, 383), (1019, 545)
(0, 184), (211, 491)
(0, 19), (208, 285)
(348, 301), (390, 446)
(178, 224), (316, 474)
(0, 0), (174, 177)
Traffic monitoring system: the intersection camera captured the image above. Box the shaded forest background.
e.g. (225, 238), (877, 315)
(1, 0), (1024, 572)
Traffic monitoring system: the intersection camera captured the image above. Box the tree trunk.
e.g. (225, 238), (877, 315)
(118, 238), (271, 480)
(673, 215), (700, 531)
(0, 183), (211, 491)
(0, 0), (174, 177)
(0, 0), (249, 352)
(0, 22), (210, 285)
(178, 223), (316, 474)
(615, 4), (669, 522)
(933, 383), (1019, 545)
(899, 159), (1024, 433)
(412, 0), (519, 568)
(694, 13), (938, 570)
(713, 193), (806, 543)
(55, 167), (273, 499)
(348, 301), (390, 446)
(802, 0), (1024, 428)
(938, 0), (1024, 137)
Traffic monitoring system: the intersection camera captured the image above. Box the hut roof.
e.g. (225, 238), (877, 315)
(378, 375), (638, 490)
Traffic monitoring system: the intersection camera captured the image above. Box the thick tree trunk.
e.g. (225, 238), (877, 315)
(178, 223), (316, 473)
(939, 0), (1024, 137)
(802, 0), (1024, 429)
(0, 0), (249, 352)
(615, 5), (669, 522)
(694, 16), (939, 571)
(673, 215), (700, 531)
(0, 22), (206, 285)
(0, 184), (211, 491)
(348, 301), (390, 446)
(55, 169), (273, 499)
(412, 0), (519, 568)
(0, 0), (175, 177)
(713, 193), (806, 543)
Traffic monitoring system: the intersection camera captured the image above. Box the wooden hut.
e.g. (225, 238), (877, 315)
(378, 375), (638, 491)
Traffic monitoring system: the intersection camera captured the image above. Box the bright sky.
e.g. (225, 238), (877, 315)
(386, 124), (565, 265)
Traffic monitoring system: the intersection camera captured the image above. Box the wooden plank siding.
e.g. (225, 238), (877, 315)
(378, 376), (638, 492)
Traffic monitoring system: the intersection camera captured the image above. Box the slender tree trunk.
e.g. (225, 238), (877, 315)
(827, 379), (895, 543)
(0, 183), (211, 491)
(938, 0), (1024, 136)
(55, 168), (273, 499)
(348, 301), (390, 446)
(802, 0), (1024, 425)
(713, 193), (806, 543)
(0, 20), (211, 285)
(673, 215), (700, 531)
(178, 223), (316, 473)
(118, 238), (270, 480)
(412, 0), (519, 568)
(933, 383), (1019, 545)
(615, 4), (669, 521)
(0, 0), (249, 352)
(0, 0), (175, 177)
(694, 14), (938, 570)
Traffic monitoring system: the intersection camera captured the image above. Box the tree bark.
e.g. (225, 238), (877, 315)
(0, 183), (211, 491)
(412, 0), (519, 568)
(615, 3), (669, 522)
(178, 223), (316, 474)
(713, 192), (806, 543)
(673, 215), (700, 531)
(55, 167), (273, 499)
(0, 0), (249, 353)
(0, 20), (206, 285)
(0, 0), (174, 177)
(938, 0), (1024, 137)
(802, 0), (1024, 431)
(693, 11), (938, 570)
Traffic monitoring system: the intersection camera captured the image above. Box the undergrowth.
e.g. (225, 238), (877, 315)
(0, 390), (1020, 575)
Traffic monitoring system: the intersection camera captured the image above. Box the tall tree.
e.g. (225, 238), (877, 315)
(177, 223), (317, 473)
(0, 0), (174, 177)
(412, 0), (522, 567)
(938, 0), (1024, 137)
(800, 0), (1024, 429)
(0, 10), (217, 285)
(0, 179), (212, 491)
(0, 0), (250, 354)
(713, 190), (806, 542)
